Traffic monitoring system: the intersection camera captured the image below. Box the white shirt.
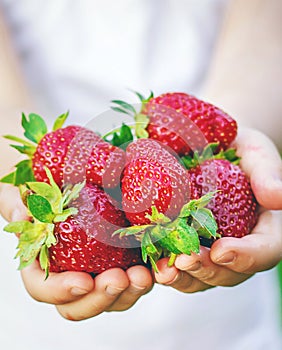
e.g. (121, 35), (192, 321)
(0, 1), (281, 349)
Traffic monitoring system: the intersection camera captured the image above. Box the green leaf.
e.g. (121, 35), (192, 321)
(103, 123), (134, 149)
(111, 100), (136, 115)
(222, 148), (241, 164)
(3, 134), (36, 148)
(61, 181), (85, 208)
(0, 171), (15, 184)
(179, 192), (215, 217)
(27, 194), (55, 223)
(10, 144), (36, 156)
(111, 106), (131, 115)
(145, 206), (171, 224)
(54, 207), (78, 222)
(171, 219), (200, 255)
(16, 223), (48, 270)
(191, 208), (218, 238)
(4, 221), (34, 234)
(158, 230), (182, 255)
(132, 90), (146, 102)
(39, 244), (50, 279)
(44, 167), (63, 211)
(52, 111), (69, 131)
(201, 143), (219, 160)
(14, 159), (35, 185)
(45, 223), (56, 247)
(120, 124), (134, 142)
(26, 181), (61, 210)
(22, 112), (47, 143)
(181, 154), (199, 169)
(135, 113), (149, 138)
(113, 225), (152, 237)
(141, 231), (161, 271)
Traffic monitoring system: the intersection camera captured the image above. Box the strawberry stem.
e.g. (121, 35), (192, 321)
(168, 253), (177, 267)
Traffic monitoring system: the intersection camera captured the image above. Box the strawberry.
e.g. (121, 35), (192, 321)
(1, 112), (125, 188)
(121, 139), (190, 225)
(118, 138), (220, 270)
(4, 168), (143, 276)
(188, 158), (258, 239)
(111, 91), (237, 156)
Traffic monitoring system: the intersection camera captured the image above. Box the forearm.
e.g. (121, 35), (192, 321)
(0, 9), (32, 175)
(202, 0), (282, 152)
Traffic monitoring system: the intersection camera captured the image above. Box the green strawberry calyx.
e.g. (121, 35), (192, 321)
(0, 111), (69, 186)
(109, 90), (154, 140)
(181, 143), (241, 170)
(3, 167), (84, 279)
(114, 192), (220, 271)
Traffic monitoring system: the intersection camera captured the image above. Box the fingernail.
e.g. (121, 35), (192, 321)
(165, 271), (183, 285)
(71, 287), (89, 296)
(105, 286), (124, 296)
(130, 284), (147, 294)
(215, 251), (236, 264)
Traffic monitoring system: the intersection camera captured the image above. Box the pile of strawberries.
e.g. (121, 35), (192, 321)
(2, 92), (258, 277)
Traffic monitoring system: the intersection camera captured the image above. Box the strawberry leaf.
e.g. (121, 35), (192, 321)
(145, 206), (171, 224)
(171, 219), (200, 255)
(16, 223), (48, 269)
(22, 113), (48, 143)
(3, 134), (36, 148)
(0, 159), (34, 186)
(26, 181), (61, 211)
(0, 171), (16, 184)
(39, 244), (50, 279)
(111, 100), (137, 115)
(54, 207), (78, 222)
(27, 194), (55, 223)
(103, 124), (134, 149)
(14, 160), (35, 185)
(10, 144), (36, 156)
(113, 225), (152, 237)
(45, 223), (56, 247)
(135, 113), (149, 138)
(4, 221), (34, 234)
(191, 208), (218, 238)
(52, 111), (69, 131)
(44, 167), (63, 211)
(61, 181), (85, 209)
(141, 231), (161, 271)
(179, 192), (215, 217)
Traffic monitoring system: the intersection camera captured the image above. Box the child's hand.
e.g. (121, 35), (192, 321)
(154, 128), (282, 292)
(0, 182), (153, 321)
(21, 261), (153, 321)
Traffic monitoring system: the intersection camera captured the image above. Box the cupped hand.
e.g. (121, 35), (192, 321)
(21, 262), (153, 321)
(154, 127), (282, 292)
(0, 182), (153, 321)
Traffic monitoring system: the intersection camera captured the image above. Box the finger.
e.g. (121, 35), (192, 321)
(175, 248), (251, 287)
(56, 268), (130, 321)
(21, 260), (94, 304)
(154, 257), (212, 292)
(234, 128), (282, 209)
(106, 265), (153, 311)
(0, 183), (28, 221)
(211, 210), (282, 274)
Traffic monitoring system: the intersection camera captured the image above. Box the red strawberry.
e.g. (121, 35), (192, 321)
(4, 168), (143, 276)
(2, 112), (125, 188)
(188, 158), (258, 239)
(121, 139), (190, 225)
(111, 92), (237, 156)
